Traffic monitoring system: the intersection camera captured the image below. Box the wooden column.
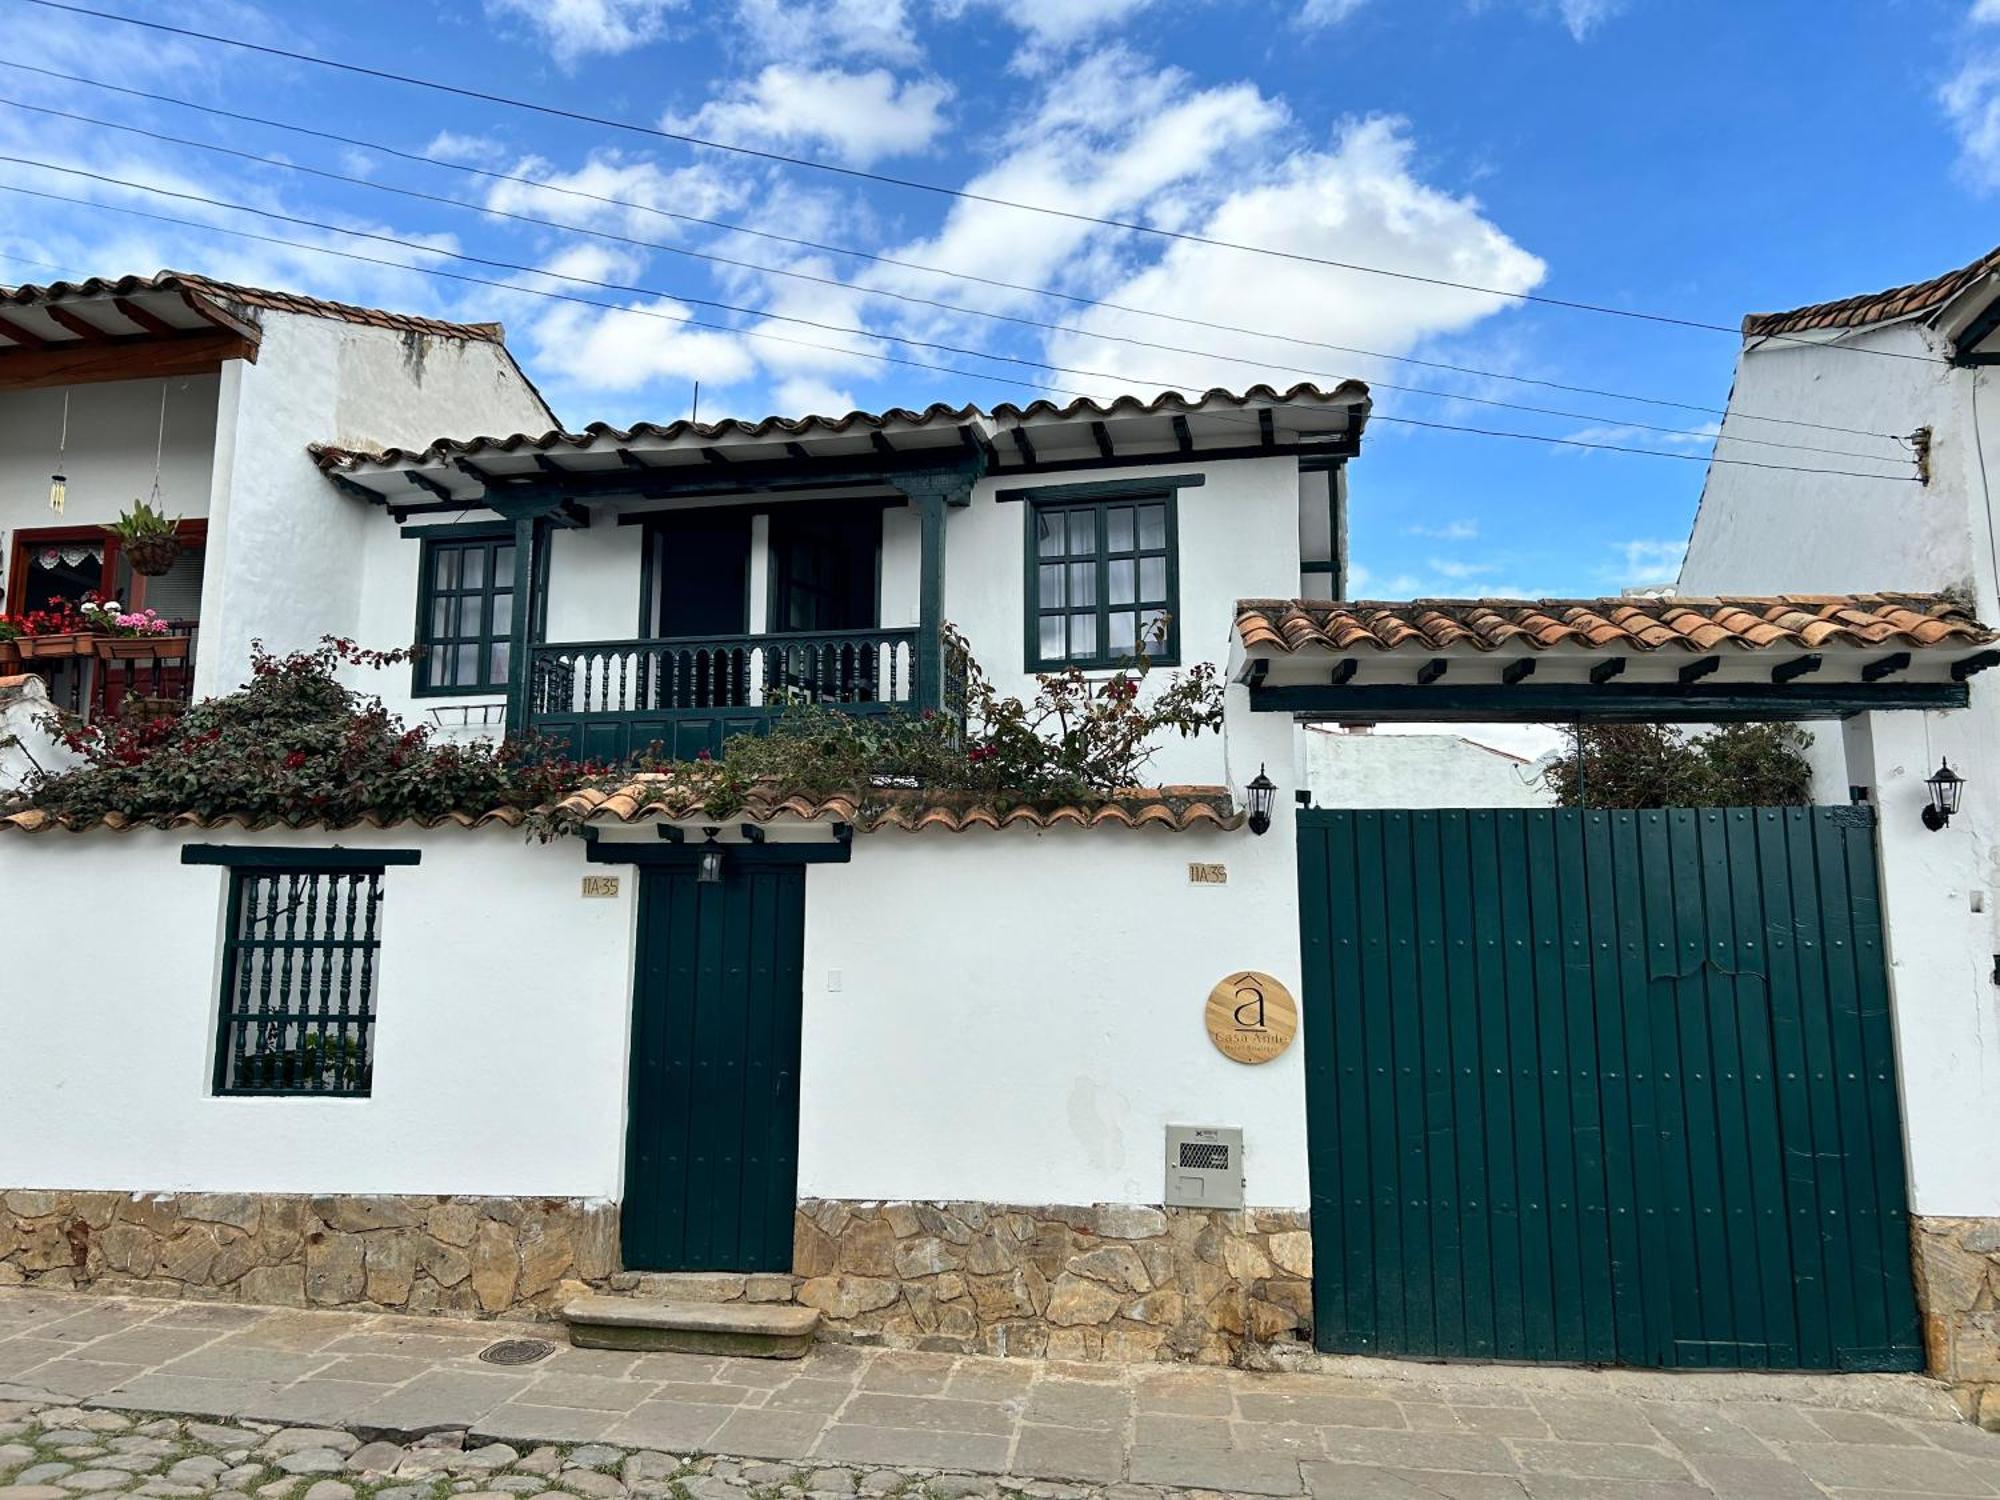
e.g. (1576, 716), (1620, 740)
(503, 512), (538, 741)
(892, 465), (976, 713)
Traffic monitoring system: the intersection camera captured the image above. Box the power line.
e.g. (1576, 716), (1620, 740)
(5, 0), (1940, 365)
(0, 59), (1915, 445)
(0, 177), (1921, 483)
(0, 101), (1912, 469)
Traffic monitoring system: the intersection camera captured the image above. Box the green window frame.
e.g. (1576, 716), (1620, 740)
(1024, 492), (1180, 670)
(413, 530), (515, 696)
(184, 847), (422, 1099)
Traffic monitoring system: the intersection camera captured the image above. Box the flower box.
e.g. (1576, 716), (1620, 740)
(15, 631), (98, 659)
(0, 640), (19, 673)
(94, 634), (189, 663)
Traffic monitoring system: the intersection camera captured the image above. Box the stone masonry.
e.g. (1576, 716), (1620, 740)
(1916, 1215), (2000, 1424)
(0, 1192), (618, 1322)
(0, 1193), (1310, 1367)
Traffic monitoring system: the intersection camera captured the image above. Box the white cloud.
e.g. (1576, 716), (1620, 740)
(514, 245), (758, 393)
(1407, 519), (1480, 540)
(486, 0), (679, 67)
(483, 152), (747, 239)
(1978, 0), (2000, 20)
(1298, 0), (1370, 25)
(1943, 48), (2000, 190)
(734, 0), (923, 64)
(770, 377), (860, 417)
(1331, 0), (1624, 38)
(1604, 537), (1686, 586)
(1037, 112), (1547, 397)
(668, 67), (951, 167)
(1549, 0), (1622, 38)
(426, 131), (507, 165)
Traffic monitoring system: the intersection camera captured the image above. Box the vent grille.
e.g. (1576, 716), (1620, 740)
(478, 1338), (556, 1366)
(1179, 1142), (1231, 1171)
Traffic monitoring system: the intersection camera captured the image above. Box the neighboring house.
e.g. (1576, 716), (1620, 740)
(4, 271), (1998, 1403)
(1681, 242), (2000, 1409)
(1303, 723), (1552, 809)
(0, 272), (552, 723)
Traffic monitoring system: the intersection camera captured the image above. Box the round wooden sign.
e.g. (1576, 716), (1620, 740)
(1205, 970), (1298, 1064)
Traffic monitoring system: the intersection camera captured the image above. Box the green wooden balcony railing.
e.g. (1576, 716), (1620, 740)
(524, 626), (946, 762)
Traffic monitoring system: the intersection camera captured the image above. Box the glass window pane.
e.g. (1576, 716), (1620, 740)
(489, 641), (510, 683)
(1039, 562), (1065, 608)
(430, 598), (449, 639)
(1108, 558), (1136, 606)
(1139, 504), (1167, 549)
(456, 644), (480, 682)
(461, 547), (485, 589)
(1069, 612), (1097, 658)
(1140, 608), (1170, 651)
(1039, 614), (1066, 661)
(434, 643), (457, 685)
(432, 548), (457, 590)
(1107, 506), (1135, 551)
(443, 596), (464, 638)
(1037, 512), (1064, 558)
(494, 545), (515, 578)
(1140, 556), (1167, 601)
(1065, 509), (1095, 556)
(490, 591), (513, 635)
(1067, 561), (1095, 606)
(1108, 611), (1136, 655)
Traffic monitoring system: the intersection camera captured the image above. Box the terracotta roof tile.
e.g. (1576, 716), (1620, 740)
(1742, 244), (2000, 338)
(0, 271), (507, 343)
(1234, 594), (1996, 656)
(0, 781), (1242, 836)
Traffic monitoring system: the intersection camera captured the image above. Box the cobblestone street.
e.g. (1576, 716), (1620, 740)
(3, 1290), (1999, 1498)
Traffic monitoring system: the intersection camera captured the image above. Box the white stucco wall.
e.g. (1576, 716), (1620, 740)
(1305, 728), (1552, 810)
(0, 375), (220, 614)
(1683, 328), (2000, 1219)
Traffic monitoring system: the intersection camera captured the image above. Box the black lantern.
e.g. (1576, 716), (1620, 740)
(1246, 765), (1277, 836)
(696, 826), (725, 883)
(1923, 758), (1966, 832)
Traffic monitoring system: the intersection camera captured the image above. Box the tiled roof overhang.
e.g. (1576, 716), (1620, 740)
(1742, 243), (2000, 353)
(308, 382), (1371, 512)
(0, 781), (1242, 836)
(1233, 595), (2000, 723)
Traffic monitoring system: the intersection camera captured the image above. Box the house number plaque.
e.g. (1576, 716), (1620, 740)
(580, 875), (620, 898)
(1204, 971), (1297, 1064)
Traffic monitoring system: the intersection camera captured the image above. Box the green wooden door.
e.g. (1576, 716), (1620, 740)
(1297, 805), (1922, 1371)
(623, 862), (806, 1272)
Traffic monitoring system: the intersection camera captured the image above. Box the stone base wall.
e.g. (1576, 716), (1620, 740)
(0, 1190), (618, 1320)
(0, 1191), (1310, 1365)
(1916, 1215), (2000, 1425)
(788, 1199), (1312, 1364)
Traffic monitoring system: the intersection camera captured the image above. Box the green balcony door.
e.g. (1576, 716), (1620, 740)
(622, 861), (806, 1273)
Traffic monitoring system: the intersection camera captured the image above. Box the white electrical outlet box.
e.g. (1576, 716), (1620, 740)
(1164, 1125), (1244, 1209)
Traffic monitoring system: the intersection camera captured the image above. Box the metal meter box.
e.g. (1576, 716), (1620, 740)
(1164, 1124), (1244, 1209)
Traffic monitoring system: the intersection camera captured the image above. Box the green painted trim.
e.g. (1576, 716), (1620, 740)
(996, 474), (1206, 504)
(586, 840), (853, 866)
(504, 516), (536, 739)
(412, 532), (518, 699)
(1022, 489), (1182, 672)
(398, 521), (508, 541)
(182, 846), (421, 869)
(1247, 681), (1970, 722)
(916, 490), (947, 709)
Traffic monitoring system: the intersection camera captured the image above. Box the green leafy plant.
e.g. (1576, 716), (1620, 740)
(103, 497), (179, 543)
(1541, 721), (1815, 809)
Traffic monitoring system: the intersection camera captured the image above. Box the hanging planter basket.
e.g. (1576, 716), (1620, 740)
(124, 532), (182, 577)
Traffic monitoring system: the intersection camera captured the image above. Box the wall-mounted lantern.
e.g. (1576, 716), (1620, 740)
(696, 827), (724, 882)
(1246, 766), (1277, 837)
(1923, 759), (1966, 832)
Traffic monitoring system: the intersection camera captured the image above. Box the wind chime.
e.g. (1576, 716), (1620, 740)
(48, 389), (67, 515)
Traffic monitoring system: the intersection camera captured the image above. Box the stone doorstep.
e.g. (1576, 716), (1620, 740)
(562, 1297), (820, 1360)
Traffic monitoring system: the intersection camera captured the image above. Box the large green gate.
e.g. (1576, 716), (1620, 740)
(1297, 805), (1922, 1371)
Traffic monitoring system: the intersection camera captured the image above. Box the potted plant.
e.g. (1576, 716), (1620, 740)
(12, 602), (99, 658)
(105, 499), (182, 576)
(0, 616), (21, 674)
(83, 600), (187, 662)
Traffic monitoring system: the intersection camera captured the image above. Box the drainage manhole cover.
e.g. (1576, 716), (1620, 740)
(478, 1338), (556, 1366)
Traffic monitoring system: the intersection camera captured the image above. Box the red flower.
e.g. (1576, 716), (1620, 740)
(284, 750), (308, 769)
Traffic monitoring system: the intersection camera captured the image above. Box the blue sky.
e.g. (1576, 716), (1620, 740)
(2, 0), (1997, 601)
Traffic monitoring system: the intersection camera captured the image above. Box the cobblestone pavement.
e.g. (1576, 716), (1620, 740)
(3, 1290), (1999, 1498)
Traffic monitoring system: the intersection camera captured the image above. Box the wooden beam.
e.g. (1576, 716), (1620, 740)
(1678, 655), (1721, 685)
(958, 424), (1000, 470)
(616, 449), (651, 471)
(1251, 680), (1970, 724)
(1952, 649), (2000, 681)
(1771, 653), (1822, 684)
(1258, 409), (1277, 449)
(533, 455), (571, 476)
(403, 469), (455, 502)
(43, 306), (113, 343)
(1415, 657), (1448, 686)
(112, 297), (179, 337)
(1171, 415), (1194, 454)
(869, 431), (897, 457)
(1588, 658), (1626, 685)
(657, 824), (685, 842)
(1091, 421), (1115, 459)
(740, 822), (766, 844)
(0, 330), (256, 393)
(174, 291), (261, 343)
(0, 312), (51, 351)
(1246, 658), (1269, 688)
(785, 442), (811, 461)
(1009, 426), (1037, 465)
(453, 456), (505, 489)
(701, 447), (731, 466)
(1502, 658), (1536, 685)
(1330, 658), (1358, 685)
(1862, 650), (1912, 683)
